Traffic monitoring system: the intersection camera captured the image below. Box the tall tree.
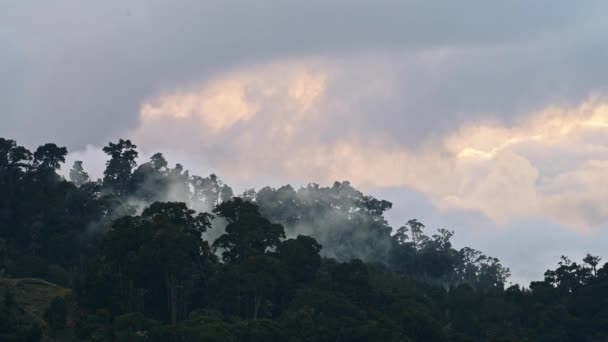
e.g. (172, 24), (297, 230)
(0, 138), (32, 170)
(95, 202), (213, 325)
(213, 198), (285, 263)
(583, 254), (601, 276)
(130, 153), (170, 202)
(190, 173), (233, 210)
(102, 139), (138, 196)
(33, 143), (67, 171)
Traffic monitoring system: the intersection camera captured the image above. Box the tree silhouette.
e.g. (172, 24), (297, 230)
(33, 143), (67, 171)
(102, 139), (138, 196)
(213, 198), (285, 263)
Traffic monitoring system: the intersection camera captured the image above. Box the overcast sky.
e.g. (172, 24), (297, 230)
(3, 0), (608, 284)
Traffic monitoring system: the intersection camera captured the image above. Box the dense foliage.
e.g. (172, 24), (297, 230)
(0, 137), (607, 341)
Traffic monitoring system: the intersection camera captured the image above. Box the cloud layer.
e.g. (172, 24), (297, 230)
(3, 1), (608, 148)
(131, 58), (608, 233)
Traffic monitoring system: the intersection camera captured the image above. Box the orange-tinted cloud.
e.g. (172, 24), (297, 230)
(132, 59), (608, 232)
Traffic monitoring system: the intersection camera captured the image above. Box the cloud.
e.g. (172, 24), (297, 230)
(140, 62), (327, 134)
(125, 56), (608, 233)
(3, 1), (608, 149)
(289, 97), (608, 231)
(140, 79), (259, 132)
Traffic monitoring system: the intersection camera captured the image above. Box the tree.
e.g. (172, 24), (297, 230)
(0, 139), (32, 196)
(102, 139), (138, 196)
(95, 202), (214, 325)
(166, 163), (190, 204)
(213, 198), (285, 263)
(211, 199), (287, 320)
(407, 219), (428, 250)
(394, 224), (410, 245)
(149, 153), (168, 171)
(583, 254), (601, 276)
(0, 138), (32, 170)
(130, 154), (170, 202)
(141, 201), (212, 237)
(220, 184), (234, 203)
(240, 188), (257, 202)
(190, 174), (232, 209)
(278, 235), (322, 283)
(256, 181), (393, 264)
(141, 202), (214, 325)
(69, 161), (90, 187)
(33, 143), (67, 171)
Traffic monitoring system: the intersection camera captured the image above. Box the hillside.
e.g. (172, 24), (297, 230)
(1, 137), (608, 341)
(0, 278), (73, 341)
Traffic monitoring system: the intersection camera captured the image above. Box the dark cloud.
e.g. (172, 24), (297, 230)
(1, 0), (606, 148)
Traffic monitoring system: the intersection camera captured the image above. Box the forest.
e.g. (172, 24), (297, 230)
(1, 137), (607, 341)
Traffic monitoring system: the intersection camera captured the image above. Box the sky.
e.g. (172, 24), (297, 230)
(2, 0), (608, 284)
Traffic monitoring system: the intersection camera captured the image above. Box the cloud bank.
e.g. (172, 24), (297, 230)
(131, 57), (608, 232)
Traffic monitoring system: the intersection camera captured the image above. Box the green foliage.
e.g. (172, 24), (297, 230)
(213, 198), (285, 263)
(390, 220), (510, 289)
(278, 235), (322, 283)
(33, 143), (67, 171)
(102, 139), (138, 196)
(83, 202), (215, 324)
(256, 182), (394, 264)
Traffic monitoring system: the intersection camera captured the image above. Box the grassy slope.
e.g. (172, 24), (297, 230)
(0, 278), (74, 341)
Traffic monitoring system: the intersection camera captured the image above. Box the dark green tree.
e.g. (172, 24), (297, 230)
(102, 139), (138, 196)
(278, 235), (322, 283)
(213, 198), (285, 263)
(33, 143), (67, 171)
(92, 202), (214, 325)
